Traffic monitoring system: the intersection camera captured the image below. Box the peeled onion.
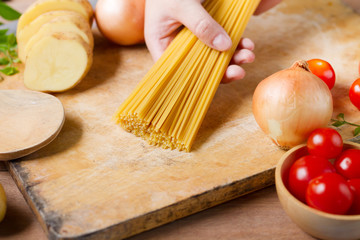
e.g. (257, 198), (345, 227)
(252, 60), (333, 150)
(95, 0), (145, 45)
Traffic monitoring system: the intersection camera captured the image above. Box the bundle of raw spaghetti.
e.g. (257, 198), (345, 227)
(114, 0), (260, 151)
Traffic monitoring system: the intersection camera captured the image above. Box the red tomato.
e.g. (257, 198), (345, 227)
(307, 59), (336, 90)
(349, 78), (360, 110)
(335, 149), (360, 179)
(306, 173), (354, 215)
(288, 155), (336, 202)
(347, 179), (360, 215)
(307, 128), (343, 159)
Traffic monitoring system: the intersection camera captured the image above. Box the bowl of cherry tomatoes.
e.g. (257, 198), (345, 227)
(275, 128), (360, 240)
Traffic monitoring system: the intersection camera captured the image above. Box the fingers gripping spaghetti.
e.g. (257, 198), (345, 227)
(114, 0), (261, 151)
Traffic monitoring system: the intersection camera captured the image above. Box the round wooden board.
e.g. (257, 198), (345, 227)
(0, 90), (64, 161)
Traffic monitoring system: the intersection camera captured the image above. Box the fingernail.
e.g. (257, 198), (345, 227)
(234, 49), (255, 64)
(212, 34), (232, 51)
(242, 38), (255, 50)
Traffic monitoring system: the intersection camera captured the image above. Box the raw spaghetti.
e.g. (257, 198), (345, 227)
(114, 0), (261, 151)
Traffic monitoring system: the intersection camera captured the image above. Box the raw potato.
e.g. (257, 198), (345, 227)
(17, 0), (93, 34)
(0, 183), (6, 222)
(17, 0), (94, 92)
(20, 14), (93, 62)
(17, 10), (87, 62)
(24, 32), (93, 92)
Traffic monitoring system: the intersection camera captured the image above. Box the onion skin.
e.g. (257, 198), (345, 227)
(95, 0), (145, 45)
(252, 60), (333, 150)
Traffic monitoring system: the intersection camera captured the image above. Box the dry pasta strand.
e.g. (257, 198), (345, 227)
(114, 0), (261, 151)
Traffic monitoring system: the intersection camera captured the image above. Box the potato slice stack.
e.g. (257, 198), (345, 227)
(17, 0), (94, 92)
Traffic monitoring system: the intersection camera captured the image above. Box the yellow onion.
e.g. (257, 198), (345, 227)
(95, 0), (145, 45)
(252, 60), (333, 150)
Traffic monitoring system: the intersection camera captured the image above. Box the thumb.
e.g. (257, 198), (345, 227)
(175, 1), (232, 52)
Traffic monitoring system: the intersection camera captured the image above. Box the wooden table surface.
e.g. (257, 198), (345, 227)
(0, 161), (313, 240)
(3, 0), (357, 239)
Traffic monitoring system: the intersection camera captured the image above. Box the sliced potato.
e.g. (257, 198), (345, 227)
(24, 32), (93, 92)
(20, 14), (93, 62)
(0, 183), (6, 222)
(17, 0), (93, 34)
(17, 10), (86, 62)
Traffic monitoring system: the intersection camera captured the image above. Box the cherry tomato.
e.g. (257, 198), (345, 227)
(306, 173), (354, 215)
(288, 155), (336, 202)
(349, 78), (360, 110)
(307, 128), (343, 159)
(335, 149), (360, 179)
(347, 179), (360, 215)
(307, 59), (336, 90)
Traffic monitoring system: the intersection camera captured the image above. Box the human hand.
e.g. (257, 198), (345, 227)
(144, 0), (281, 83)
(341, 0), (360, 13)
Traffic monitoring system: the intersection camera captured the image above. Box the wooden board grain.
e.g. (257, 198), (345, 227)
(1, 0), (360, 239)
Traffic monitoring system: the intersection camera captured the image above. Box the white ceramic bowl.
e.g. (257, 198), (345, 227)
(275, 141), (360, 240)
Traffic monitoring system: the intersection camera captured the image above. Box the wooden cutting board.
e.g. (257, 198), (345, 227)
(1, 0), (360, 239)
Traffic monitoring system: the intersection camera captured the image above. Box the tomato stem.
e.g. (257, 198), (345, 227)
(331, 113), (360, 136)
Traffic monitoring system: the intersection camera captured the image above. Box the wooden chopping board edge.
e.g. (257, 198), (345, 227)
(6, 161), (274, 240)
